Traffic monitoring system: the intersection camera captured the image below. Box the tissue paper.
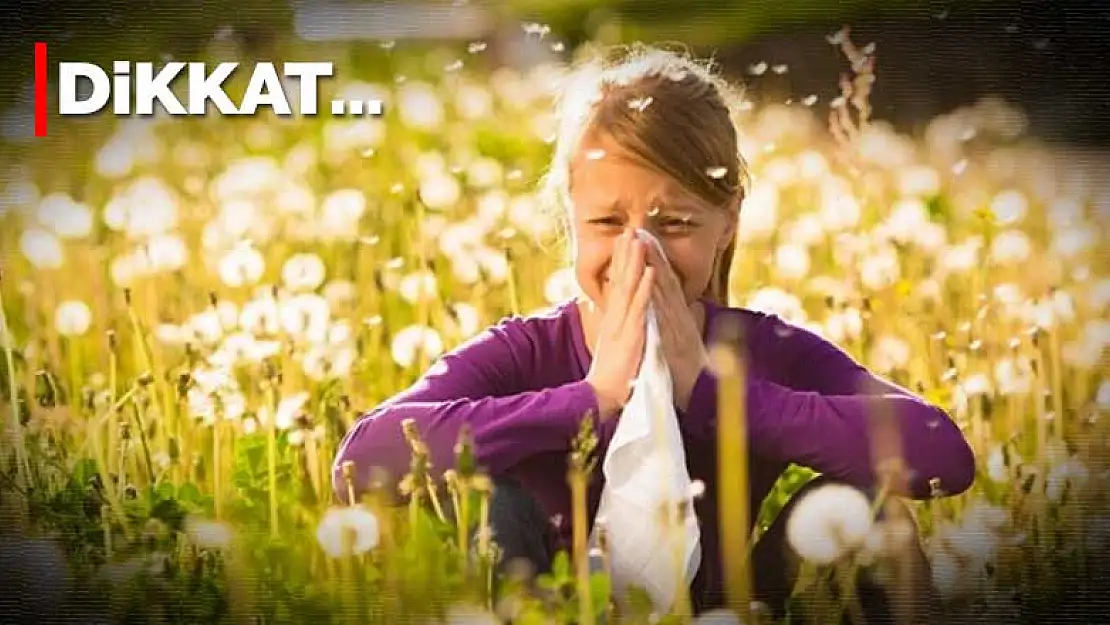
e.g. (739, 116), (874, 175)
(589, 229), (701, 613)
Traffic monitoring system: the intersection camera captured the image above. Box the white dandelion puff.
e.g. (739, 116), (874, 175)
(282, 254), (327, 292)
(273, 392), (310, 430)
(419, 172), (462, 210)
(870, 335), (911, 372)
(990, 189), (1028, 226)
(1046, 457), (1090, 502)
(19, 228), (64, 269)
(184, 517), (233, 550)
(774, 243), (811, 281)
(544, 267), (580, 304)
(990, 230), (1032, 265)
(391, 325), (444, 368)
(218, 245), (265, 288)
(451, 302), (482, 337)
(316, 506), (380, 558)
(54, 300), (92, 337)
(786, 483), (874, 565)
(36, 192), (93, 239)
(398, 270), (439, 304)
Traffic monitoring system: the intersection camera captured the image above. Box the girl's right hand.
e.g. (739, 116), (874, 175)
(585, 228), (655, 421)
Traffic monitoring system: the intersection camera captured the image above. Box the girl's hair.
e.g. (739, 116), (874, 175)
(538, 43), (750, 304)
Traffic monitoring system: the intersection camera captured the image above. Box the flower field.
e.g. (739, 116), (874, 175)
(1, 32), (1109, 624)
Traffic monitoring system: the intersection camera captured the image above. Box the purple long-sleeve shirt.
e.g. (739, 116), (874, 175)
(333, 297), (974, 586)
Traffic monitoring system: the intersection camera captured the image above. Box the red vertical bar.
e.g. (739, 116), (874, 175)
(34, 42), (47, 137)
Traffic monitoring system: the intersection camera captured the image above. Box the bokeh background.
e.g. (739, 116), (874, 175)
(1, 1), (1109, 623)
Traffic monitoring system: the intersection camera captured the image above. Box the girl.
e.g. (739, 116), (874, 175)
(333, 45), (976, 619)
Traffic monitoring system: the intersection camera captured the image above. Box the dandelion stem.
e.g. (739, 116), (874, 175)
(1048, 325), (1064, 442)
(710, 335), (752, 617)
(569, 471), (594, 625)
(129, 402), (156, 484)
(0, 285), (31, 490)
(214, 418), (223, 520)
(267, 387), (279, 537)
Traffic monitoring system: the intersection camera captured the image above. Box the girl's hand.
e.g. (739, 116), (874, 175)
(643, 240), (710, 412)
(585, 228), (656, 420)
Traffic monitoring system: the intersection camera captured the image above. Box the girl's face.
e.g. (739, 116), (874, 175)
(567, 132), (737, 310)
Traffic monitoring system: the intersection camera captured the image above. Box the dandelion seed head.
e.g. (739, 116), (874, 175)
(184, 516), (233, 550)
(19, 228), (64, 269)
(54, 300), (92, 337)
(786, 483), (873, 564)
(282, 253), (327, 292)
(316, 505), (380, 558)
(391, 325), (444, 368)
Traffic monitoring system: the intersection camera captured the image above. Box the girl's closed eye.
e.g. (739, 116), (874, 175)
(655, 214), (698, 235)
(587, 215), (625, 230)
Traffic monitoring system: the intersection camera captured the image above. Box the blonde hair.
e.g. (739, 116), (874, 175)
(538, 43), (750, 304)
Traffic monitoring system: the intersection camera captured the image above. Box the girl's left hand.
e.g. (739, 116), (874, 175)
(643, 241), (710, 412)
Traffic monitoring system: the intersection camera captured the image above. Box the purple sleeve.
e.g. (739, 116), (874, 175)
(681, 313), (975, 500)
(331, 320), (602, 502)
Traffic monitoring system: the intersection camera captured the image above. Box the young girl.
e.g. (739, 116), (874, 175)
(333, 45), (975, 619)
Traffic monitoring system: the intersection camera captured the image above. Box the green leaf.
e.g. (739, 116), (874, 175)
(589, 571), (611, 616)
(551, 550), (572, 583)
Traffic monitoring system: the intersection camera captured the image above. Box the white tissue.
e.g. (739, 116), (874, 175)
(588, 229), (701, 613)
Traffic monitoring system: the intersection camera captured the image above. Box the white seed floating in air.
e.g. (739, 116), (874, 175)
(506, 169), (523, 180)
(830, 96), (847, 108)
(706, 166), (728, 179)
(361, 148), (375, 158)
(379, 40), (396, 50)
(647, 206), (661, 217)
(551, 41), (565, 52)
(390, 183), (404, 194)
(444, 60), (463, 72)
(803, 95), (819, 106)
(586, 149), (607, 161)
(628, 96), (653, 112)
(772, 64), (788, 74)
(665, 69), (689, 82)
(748, 62), (768, 76)
(826, 28), (849, 45)
(522, 22), (551, 37)
(467, 41), (487, 54)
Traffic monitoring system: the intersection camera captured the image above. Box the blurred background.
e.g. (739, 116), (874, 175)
(2, 0), (1109, 148)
